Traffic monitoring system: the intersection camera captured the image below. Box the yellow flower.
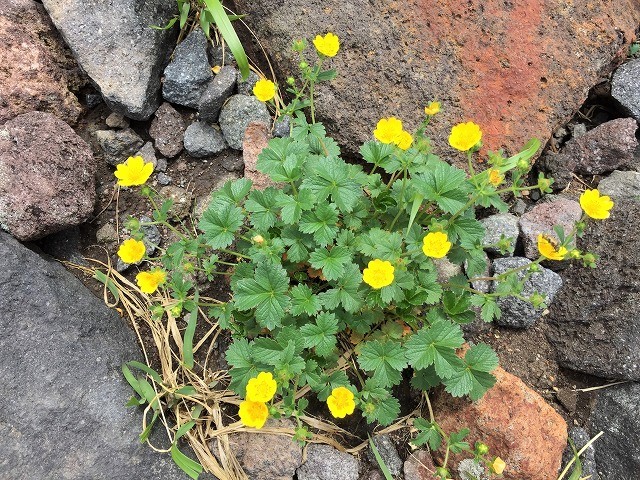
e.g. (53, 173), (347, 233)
(245, 372), (277, 403)
(117, 238), (146, 264)
(422, 232), (451, 258)
(135, 269), (166, 294)
(313, 32), (340, 57)
(326, 386), (356, 418)
(395, 130), (413, 150)
(449, 122), (483, 152)
(579, 189), (614, 220)
(362, 259), (395, 289)
(238, 400), (269, 429)
(373, 117), (404, 144)
(537, 234), (568, 261)
(491, 457), (506, 475)
(252, 78), (276, 102)
(424, 101), (441, 116)
(488, 169), (503, 186)
(114, 156), (154, 187)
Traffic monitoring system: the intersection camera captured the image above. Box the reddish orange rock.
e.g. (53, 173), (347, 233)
(233, 0), (640, 160)
(242, 122), (276, 190)
(431, 366), (567, 479)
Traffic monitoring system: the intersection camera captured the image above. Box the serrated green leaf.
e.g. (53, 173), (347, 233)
(199, 203), (244, 249)
(233, 264), (290, 329)
(300, 312), (339, 357)
(356, 228), (403, 261)
(465, 343), (499, 372)
(300, 157), (362, 213)
(411, 365), (441, 391)
(412, 417), (442, 450)
(299, 203), (339, 246)
(309, 246), (352, 281)
(290, 284), (322, 316)
(415, 162), (470, 213)
(319, 264), (364, 312)
(358, 340), (407, 387)
(210, 177), (252, 208)
(360, 141), (395, 169)
(276, 189), (315, 224)
(245, 188), (279, 230)
(446, 216), (485, 246)
(405, 320), (465, 378)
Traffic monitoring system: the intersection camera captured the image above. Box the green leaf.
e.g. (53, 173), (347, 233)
(93, 270), (120, 302)
(449, 429), (471, 454)
(277, 189), (315, 225)
(290, 284), (322, 316)
(443, 343), (498, 399)
(257, 137), (309, 181)
(245, 188), (279, 230)
(358, 340), (408, 387)
(319, 264), (364, 313)
(316, 69), (337, 82)
(226, 339), (263, 395)
(471, 296), (501, 323)
(202, 0), (249, 79)
(405, 320), (465, 378)
(359, 379), (401, 426)
(356, 228), (403, 261)
(179, 1), (190, 29)
(300, 312), (339, 357)
(369, 436), (394, 480)
(210, 178), (253, 207)
(300, 157), (362, 213)
(411, 365), (441, 391)
(183, 291), (198, 369)
(309, 246), (352, 281)
(412, 417), (442, 450)
(446, 216), (485, 246)
(414, 161), (470, 214)
(299, 203), (339, 246)
(360, 141), (395, 170)
(465, 343), (499, 372)
(281, 226), (313, 262)
(233, 264), (290, 329)
(199, 203), (244, 249)
(171, 443), (203, 480)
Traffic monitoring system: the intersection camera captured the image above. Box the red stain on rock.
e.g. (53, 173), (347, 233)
(243, 122), (276, 190)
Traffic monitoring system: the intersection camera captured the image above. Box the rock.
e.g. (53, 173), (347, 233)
(546, 199), (640, 380)
(105, 112), (129, 129)
(403, 449), (436, 480)
(134, 141), (158, 169)
(95, 128), (144, 166)
(511, 199), (527, 216)
(491, 257), (563, 329)
(162, 29), (212, 109)
(159, 185), (193, 219)
(157, 172), (172, 186)
(589, 382), (640, 478)
(198, 65), (237, 122)
(542, 118), (639, 178)
(367, 434), (402, 477)
(570, 122), (587, 138)
(42, 0), (176, 120)
(155, 158), (168, 172)
(243, 122), (275, 189)
(232, 0), (640, 157)
(296, 444), (360, 480)
(209, 419), (302, 480)
(363, 470), (385, 480)
(221, 154), (245, 172)
(468, 252), (491, 294)
(480, 213), (519, 256)
(194, 168), (243, 220)
(598, 170), (640, 201)
(148, 102), (186, 158)
(36, 226), (85, 264)
(434, 257), (462, 283)
(140, 215), (161, 255)
(96, 223), (118, 244)
(236, 70), (260, 96)
(457, 458), (488, 480)
(219, 94), (271, 150)
(432, 365), (567, 480)
(0, 112), (96, 241)
(0, 0), (83, 124)
(561, 427), (599, 480)
(612, 58), (640, 120)
(274, 115), (291, 138)
(183, 121), (227, 158)
(0, 231), (187, 478)
(84, 91), (103, 109)
(518, 197), (582, 259)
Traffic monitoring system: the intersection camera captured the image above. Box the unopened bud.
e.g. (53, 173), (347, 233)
(475, 442), (490, 455)
(252, 235), (265, 244)
(517, 159), (529, 170)
(299, 61), (308, 70)
(125, 217), (140, 231)
(286, 76), (296, 86)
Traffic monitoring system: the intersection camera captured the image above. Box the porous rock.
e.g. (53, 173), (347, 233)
(159, 185), (193, 219)
(612, 58), (640, 120)
(597, 170), (640, 202)
(148, 102), (186, 158)
(296, 444), (360, 480)
(0, 112), (95, 241)
(432, 365), (567, 480)
(480, 213), (519, 256)
(491, 257), (562, 329)
(546, 199), (640, 380)
(41, 0), (177, 120)
(183, 121), (227, 158)
(589, 382), (640, 478)
(105, 112), (129, 129)
(403, 449), (436, 480)
(518, 197), (582, 259)
(0, 231), (187, 479)
(233, 0), (640, 157)
(198, 65), (237, 122)
(236, 70), (260, 96)
(219, 94), (271, 150)
(0, 0), (83, 124)
(134, 141), (158, 169)
(366, 434), (402, 477)
(95, 128), (144, 166)
(162, 29), (212, 109)
(243, 122), (275, 190)
(561, 427), (599, 480)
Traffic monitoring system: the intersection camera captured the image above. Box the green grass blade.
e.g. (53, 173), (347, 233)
(171, 444), (203, 479)
(127, 360), (163, 385)
(183, 291), (199, 369)
(368, 435), (395, 480)
(202, 0), (250, 80)
(93, 270), (120, 302)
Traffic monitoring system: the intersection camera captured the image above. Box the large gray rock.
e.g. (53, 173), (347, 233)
(0, 0), (83, 124)
(0, 112), (96, 241)
(480, 213), (519, 256)
(589, 382), (640, 478)
(41, 0), (177, 120)
(0, 231), (186, 479)
(183, 121), (227, 157)
(296, 444), (360, 480)
(366, 434), (402, 477)
(219, 94), (271, 150)
(612, 58), (640, 120)
(198, 65), (237, 122)
(162, 29), (212, 109)
(491, 257), (563, 328)
(547, 199), (640, 380)
(598, 170), (640, 202)
(95, 128), (144, 166)
(561, 427), (600, 480)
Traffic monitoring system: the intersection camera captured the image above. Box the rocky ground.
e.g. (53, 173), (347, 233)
(1, 0), (640, 479)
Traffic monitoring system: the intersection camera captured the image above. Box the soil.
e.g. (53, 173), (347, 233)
(40, 75), (633, 473)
